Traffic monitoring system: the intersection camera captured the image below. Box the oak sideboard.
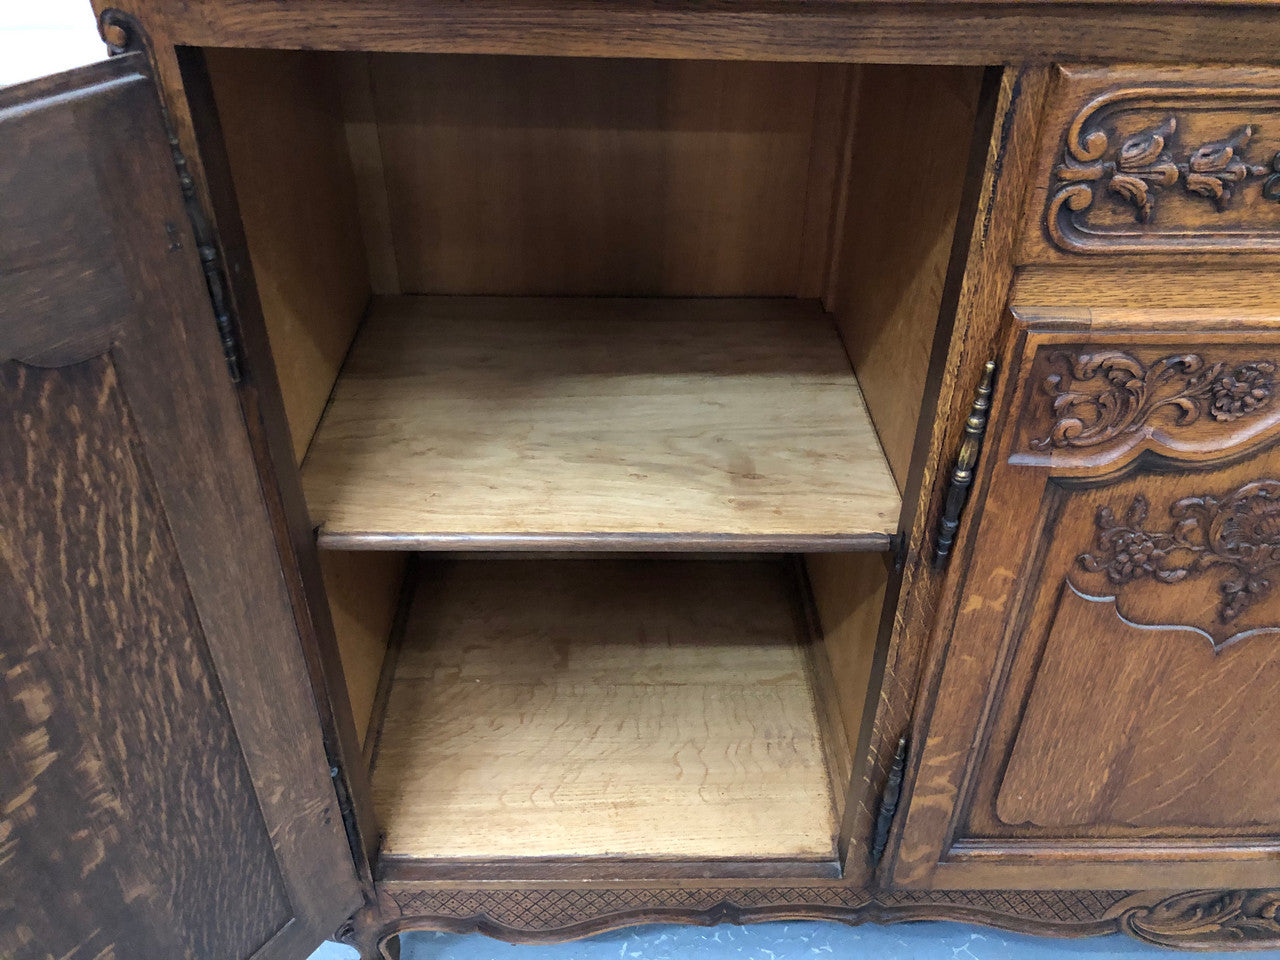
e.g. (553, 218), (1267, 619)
(3, 1), (1280, 957)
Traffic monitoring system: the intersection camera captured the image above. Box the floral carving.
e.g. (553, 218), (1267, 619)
(1211, 362), (1276, 421)
(1053, 116), (1277, 224)
(1072, 117), (1178, 222)
(1031, 350), (1275, 450)
(1046, 96), (1280, 253)
(1079, 481), (1280, 626)
(1119, 890), (1280, 950)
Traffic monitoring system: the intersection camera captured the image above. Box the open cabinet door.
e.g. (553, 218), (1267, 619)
(0, 54), (361, 960)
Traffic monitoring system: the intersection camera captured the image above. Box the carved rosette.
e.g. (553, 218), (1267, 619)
(1078, 480), (1280, 633)
(1047, 92), (1280, 253)
(1032, 350), (1276, 451)
(1118, 890), (1280, 949)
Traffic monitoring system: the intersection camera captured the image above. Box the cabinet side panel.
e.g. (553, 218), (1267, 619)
(321, 550), (408, 747)
(826, 64), (986, 490)
(805, 552), (889, 766)
(205, 47), (371, 462)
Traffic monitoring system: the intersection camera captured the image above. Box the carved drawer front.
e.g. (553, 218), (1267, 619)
(891, 314), (1280, 891)
(1023, 66), (1280, 260)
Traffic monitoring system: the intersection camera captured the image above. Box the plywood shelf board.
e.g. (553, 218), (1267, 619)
(301, 296), (901, 548)
(370, 558), (842, 862)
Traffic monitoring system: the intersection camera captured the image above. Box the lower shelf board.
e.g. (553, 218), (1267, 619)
(369, 557), (843, 869)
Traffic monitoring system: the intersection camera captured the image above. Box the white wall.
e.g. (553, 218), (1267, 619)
(0, 0), (109, 86)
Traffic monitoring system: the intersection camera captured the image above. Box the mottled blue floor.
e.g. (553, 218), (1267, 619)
(308, 921), (1280, 959)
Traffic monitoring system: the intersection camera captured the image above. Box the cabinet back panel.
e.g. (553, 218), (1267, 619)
(354, 54), (849, 296)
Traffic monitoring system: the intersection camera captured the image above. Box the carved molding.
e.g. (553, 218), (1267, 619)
(373, 886), (1128, 943)
(1078, 480), (1280, 635)
(1032, 350), (1276, 451)
(1046, 89), (1280, 253)
(1118, 890), (1280, 950)
(343, 885), (1280, 953)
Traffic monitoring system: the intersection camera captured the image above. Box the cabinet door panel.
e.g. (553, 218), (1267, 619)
(893, 311), (1280, 889)
(0, 56), (359, 959)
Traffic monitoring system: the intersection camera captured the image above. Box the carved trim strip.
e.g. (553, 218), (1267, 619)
(371, 886), (1130, 943)
(1032, 350), (1276, 451)
(1118, 890), (1280, 950)
(1046, 87), (1280, 254)
(346, 886), (1280, 952)
(1078, 480), (1280, 631)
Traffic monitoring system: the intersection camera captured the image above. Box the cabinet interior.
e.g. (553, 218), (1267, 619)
(201, 48), (984, 874)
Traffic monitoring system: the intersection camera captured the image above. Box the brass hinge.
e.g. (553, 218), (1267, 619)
(870, 735), (909, 866)
(102, 8), (243, 384)
(169, 137), (242, 383)
(933, 360), (996, 569)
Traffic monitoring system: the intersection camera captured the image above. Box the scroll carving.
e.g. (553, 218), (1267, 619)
(1031, 350), (1276, 451)
(1046, 90), (1280, 253)
(1079, 480), (1280, 630)
(1118, 890), (1280, 950)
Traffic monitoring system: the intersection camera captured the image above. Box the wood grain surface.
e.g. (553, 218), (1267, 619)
(319, 550), (407, 746)
(92, 0), (1280, 67)
(371, 558), (841, 863)
(0, 357), (287, 960)
(893, 308), (1280, 891)
(205, 48), (370, 462)
(301, 296), (901, 549)
(0, 55), (360, 959)
(359, 55), (848, 298)
(825, 64), (985, 489)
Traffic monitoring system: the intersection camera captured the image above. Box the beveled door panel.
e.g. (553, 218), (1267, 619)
(0, 55), (359, 959)
(892, 305), (1280, 890)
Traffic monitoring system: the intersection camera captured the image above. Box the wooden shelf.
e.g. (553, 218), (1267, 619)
(300, 296), (901, 550)
(369, 558), (841, 867)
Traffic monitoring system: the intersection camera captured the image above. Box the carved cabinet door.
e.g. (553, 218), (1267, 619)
(890, 298), (1280, 891)
(0, 56), (360, 959)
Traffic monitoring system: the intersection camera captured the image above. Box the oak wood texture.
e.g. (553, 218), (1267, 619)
(1023, 66), (1280, 261)
(371, 558), (841, 866)
(0, 55), (359, 960)
(355, 55), (849, 298)
(893, 302), (1280, 891)
(91, 0), (1280, 68)
(833, 65), (1034, 888)
(301, 296), (901, 550)
(825, 64), (985, 489)
(204, 48), (370, 462)
(1013, 267), (1280, 319)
